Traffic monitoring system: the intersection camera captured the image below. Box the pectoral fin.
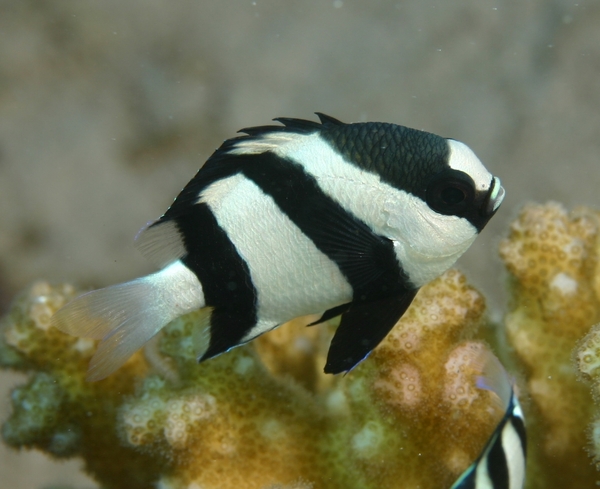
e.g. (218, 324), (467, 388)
(324, 289), (418, 374)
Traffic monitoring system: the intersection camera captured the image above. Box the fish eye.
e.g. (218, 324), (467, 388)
(440, 186), (466, 205)
(426, 170), (475, 216)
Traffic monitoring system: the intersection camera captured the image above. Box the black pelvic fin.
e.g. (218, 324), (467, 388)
(324, 289), (418, 374)
(308, 303), (351, 326)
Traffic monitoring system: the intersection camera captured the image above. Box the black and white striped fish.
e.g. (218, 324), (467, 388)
(52, 113), (505, 381)
(451, 353), (527, 489)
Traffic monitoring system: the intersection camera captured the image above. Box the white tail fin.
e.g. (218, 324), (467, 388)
(52, 261), (205, 381)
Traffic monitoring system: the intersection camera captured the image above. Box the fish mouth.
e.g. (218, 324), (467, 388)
(480, 176), (505, 217)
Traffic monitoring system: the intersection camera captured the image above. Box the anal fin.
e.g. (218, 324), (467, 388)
(324, 290), (418, 374)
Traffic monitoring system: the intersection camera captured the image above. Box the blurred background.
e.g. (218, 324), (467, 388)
(0, 0), (598, 487)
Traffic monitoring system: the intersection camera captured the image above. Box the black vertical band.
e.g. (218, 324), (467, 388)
(487, 430), (509, 489)
(176, 201), (258, 359)
(239, 152), (411, 300)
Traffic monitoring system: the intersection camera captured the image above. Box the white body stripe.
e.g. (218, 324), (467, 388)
(475, 460), (494, 488)
(512, 403), (524, 421)
(503, 420), (526, 489)
(230, 132), (478, 287)
(460, 401), (525, 489)
(200, 173), (353, 340)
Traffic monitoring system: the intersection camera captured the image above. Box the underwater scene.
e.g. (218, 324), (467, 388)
(1, 1), (599, 488)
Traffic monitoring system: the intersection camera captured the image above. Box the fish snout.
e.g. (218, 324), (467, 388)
(481, 176), (505, 217)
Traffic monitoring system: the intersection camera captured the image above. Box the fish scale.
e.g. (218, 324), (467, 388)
(322, 121), (449, 195)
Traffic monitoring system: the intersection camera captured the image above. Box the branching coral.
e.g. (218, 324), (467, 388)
(499, 202), (600, 487)
(9, 202), (600, 488)
(575, 323), (600, 471)
(0, 271), (504, 489)
(0, 282), (163, 488)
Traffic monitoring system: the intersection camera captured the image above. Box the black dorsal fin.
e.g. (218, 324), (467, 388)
(273, 116), (324, 133)
(238, 114), (346, 139)
(315, 112), (344, 126)
(237, 124), (288, 137)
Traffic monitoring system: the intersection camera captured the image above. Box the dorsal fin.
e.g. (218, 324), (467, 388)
(134, 219), (187, 268)
(315, 112), (344, 126)
(272, 117), (324, 133)
(138, 113), (349, 268)
(237, 114), (346, 139)
(237, 124), (289, 137)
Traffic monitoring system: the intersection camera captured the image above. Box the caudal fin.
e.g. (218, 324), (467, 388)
(52, 261), (205, 381)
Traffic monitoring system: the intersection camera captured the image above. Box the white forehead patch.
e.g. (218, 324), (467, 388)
(447, 140), (492, 192)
